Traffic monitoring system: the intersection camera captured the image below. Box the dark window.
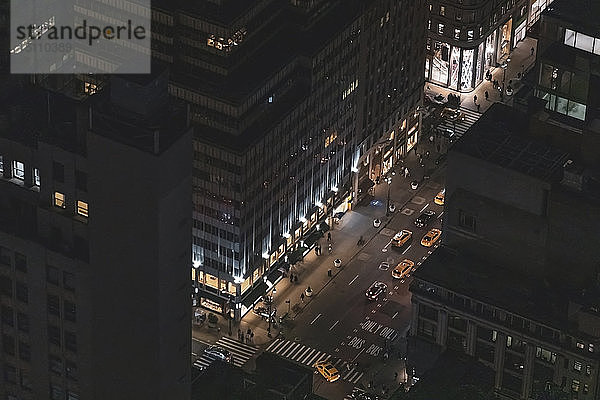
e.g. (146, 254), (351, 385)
(64, 300), (76, 322)
(47, 265), (60, 285)
(75, 170), (87, 191)
(1, 305), (13, 326)
(17, 312), (29, 333)
(49, 355), (63, 375)
(66, 360), (78, 381)
(4, 363), (16, 383)
(65, 331), (77, 353)
(0, 275), (12, 297)
(15, 281), (28, 303)
(0, 246), (10, 265)
(73, 235), (89, 262)
(14, 252), (26, 272)
(63, 271), (75, 292)
(3, 334), (15, 355)
(18, 341), (30, 361)
(20, 368), (31, 390)
(458, 209), (477, 232)
(48, 325), (61, 346)
(47, 294), (60, 316)
(53, 162), (64, 183)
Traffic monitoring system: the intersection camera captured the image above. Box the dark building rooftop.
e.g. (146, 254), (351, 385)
(452, 103), (570, 182)
(543, 0), (600, 36)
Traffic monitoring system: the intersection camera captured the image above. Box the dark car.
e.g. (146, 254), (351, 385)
(415, 210), (436, 228)
(365, 281), (387, 301)
(253, 306), (276, 319)
(204, 346), (233, 363)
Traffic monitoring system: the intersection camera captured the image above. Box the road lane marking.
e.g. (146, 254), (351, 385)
(310, 313), (322, 325)
(428, 250), (432, 254)
(329, 320), (340, 331)
(192, 337), (212, 346)
(422, 255), (427, 260)
(402, 244), (412, 255)
(392, 311), (399, 319)
(349, 274), (359, 285)
(191, 352), (197, 356)
(351, 346), (366, 362)
(420, 203), (429, 213)
(438, 211), (444, 219)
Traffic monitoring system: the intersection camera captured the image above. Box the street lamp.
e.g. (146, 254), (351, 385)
(501, 57), (511, 102)
(267, 288), (277, 337)
(227, 295), (233, 336)
(330, 186), (338, 229)
(385, 177), (392, 216)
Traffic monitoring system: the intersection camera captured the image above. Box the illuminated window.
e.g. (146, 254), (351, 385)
(454, 29), (460, 39)
(12, 161), (25, 180)
(84, 82), (97, 95)
(33, 168), (40, 187)
(571, 379), (580, 392)
(54, 192), (66, 209)
(324, 132), (337, 148)
(428, 20), (431, 30)
(440, 6), (445, 15)
(438, 24), (444, 34)
(76, 201), (88, 218)
(0, 155), (3, 173)
(467, 30), (474, 41)
(574, 360), (582, 371)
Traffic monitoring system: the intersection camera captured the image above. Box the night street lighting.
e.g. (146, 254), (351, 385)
(385, 176), (392, 216)
(501, 57), (511, 102)
(267, 287), (276, 337)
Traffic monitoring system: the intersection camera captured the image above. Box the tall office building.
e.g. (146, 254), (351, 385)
(0, 69), (192, 399)
(150, 0), (426, 318)
(408, 103), (600, 399)
(424, 0), (531, 92)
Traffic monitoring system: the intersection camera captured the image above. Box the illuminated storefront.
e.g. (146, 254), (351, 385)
(428, 40), (479, 92)
(528, 0), (554, 28)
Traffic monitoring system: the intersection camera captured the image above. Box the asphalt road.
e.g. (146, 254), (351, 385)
(266, 172), (445, 398)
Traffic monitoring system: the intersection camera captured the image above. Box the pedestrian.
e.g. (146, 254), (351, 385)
(250, 332), (254, 343)
(290, 273), (294, 282)
(294, 275), (298, 283)
(484, 90), (489, 101)
(473, 94), (477, 103)
(531, 46), (535, 56)
(217, 326), (221, 333)
(247, 328), (251, 336)
(327, 232), (331, 242)
(394, 372), (398, 380)
(300, 293), (305, 302)
(238, 329), (242, 341)
(246, 333), (250, 342)
(477, 103), (480, 112)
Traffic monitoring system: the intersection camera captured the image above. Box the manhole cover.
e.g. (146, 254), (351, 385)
(401, 208), (414, 216)
(358, 252), (371, 261)
(380, 228), (395, 236)
(411, 196), (426, 205)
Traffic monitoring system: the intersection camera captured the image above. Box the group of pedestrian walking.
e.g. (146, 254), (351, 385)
(289, 273), (298, 283)
(238, 328), (254, 344)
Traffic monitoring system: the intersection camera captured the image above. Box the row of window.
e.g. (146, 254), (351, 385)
(0, 248), (27, 272)
(0, 158), (40, 187)
(564, 28), (600, 56)
(54, 192), (88, 218)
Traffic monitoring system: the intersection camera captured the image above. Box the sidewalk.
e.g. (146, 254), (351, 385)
(191, 136), (445, 351)
(425, 36), (538, 114)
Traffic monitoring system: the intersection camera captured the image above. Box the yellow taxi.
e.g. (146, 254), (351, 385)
(314, 360), (340, 382)
(421, 228), (442, 247)
(391, 229), (412, 248)
(434, 189), (445, 206)
(391, 259), (415, 279)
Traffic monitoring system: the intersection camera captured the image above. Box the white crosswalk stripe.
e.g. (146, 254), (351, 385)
(266, 339), (364, 384)
(437, 106), (482, 141)
(192, 336), (258, 371)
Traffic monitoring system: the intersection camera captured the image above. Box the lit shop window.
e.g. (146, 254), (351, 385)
(76, 201), (88, 218)
(54, 192), (66, 209)
(33, 168), (40, 187)
(12, 161), (25, 180)
(324, 132), (337, 148)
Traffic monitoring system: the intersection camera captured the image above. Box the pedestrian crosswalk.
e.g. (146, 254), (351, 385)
(193, 336), (258, 371)
(266, 339), (364, 384)
(437, 106), (481, 142)
(360, 320), (398, 341)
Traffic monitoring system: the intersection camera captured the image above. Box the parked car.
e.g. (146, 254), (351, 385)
(415, 210), (436, 228)
(253, 306), (276, 319)
(366, 281), (387, 301)
(204, 346), (233, 363)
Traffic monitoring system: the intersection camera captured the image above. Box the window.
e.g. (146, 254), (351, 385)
(574, 33), (594, 53)
(18, 341), (30, 361)
(571, 379), (580, 392)
(12, 161), (25, 180)
(20, 368), (31, 390)
(48, 294), (60, 316)
(68, 391), (80, 400)
(75, 170), (87, 191)
(14, 253), (26, 272)
(454, 29), (460, 39)
(1, 305), (13, 326)
(583, 384), (589, 394)
(589, 343), (594, 353)
(17, 312), (29, 333)
(536, 347), (557, 364)
(33, 168), (40, 187)
(48, 325), (61, 346)
(0, 275), (12, 296)
(47, 265), (60, 285)
(586, 364), (591, 375)
(64, 300), (76, 322)
(574, 360), (582, 371)
(3, 334), (15, 355)
(63, 272), (75, 292)
(66, 361), (78, 381)
(15, 281), (28, 303)
(577, 342), (585, 349)
(0, 246), (10, 265)
(77, 201), (88, 217)
(438, 23), (444, 34)
(4, 363), (16, 383)
(51, 384), (65, 400)
(0, 155), (3, 174)
(467, 30), (473, 41)
(428, 20), (431, 30)
(49, 356), (63, 375)
(458, 210), (477, 232)
(53, 162), (64, 182)
(65, 331), (77, 353)
(54, 192), (66, 208)
(439, 5), (445, 15)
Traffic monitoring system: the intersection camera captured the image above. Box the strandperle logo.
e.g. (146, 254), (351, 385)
(11, 0), (151, 74)
(15, 18), (147, 47)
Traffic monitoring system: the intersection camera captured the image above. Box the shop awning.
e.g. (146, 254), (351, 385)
(266, 269), (283, 286)
(241, 281), (268, 309)
(303, 229), (323, 248)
